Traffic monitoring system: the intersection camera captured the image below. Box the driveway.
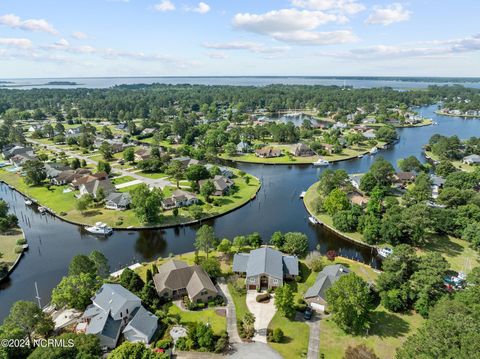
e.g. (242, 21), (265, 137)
(306, 313), (321, 359)
(229, 342), (282, 359)
(245, 290), (276, 343)
(217, 278), (242, 344)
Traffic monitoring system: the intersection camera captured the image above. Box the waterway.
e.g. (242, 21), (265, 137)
(1, 104), (479, 320)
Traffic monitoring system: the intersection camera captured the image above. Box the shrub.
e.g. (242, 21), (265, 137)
(16, 238), (27, 245)
(14, 246), (24, 254)
(155, 338), (173, 349)
(305, 251), (325, 272)
(59, 211), (67, 216)
(256, 293), (271, 303)
(214, 331), (229, 353)
(326, 250), (337, 261)
(272, 328), (284, 343)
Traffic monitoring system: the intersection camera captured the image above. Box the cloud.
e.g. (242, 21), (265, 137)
(206, 52), (228, 59)
(291, 0), (365, 15)
(366, 3), (411, 26)
(0, 37), (32, 48)
(0, 14), (58, 34)
(232, 9), (356, 45)
(154, 0), (176, 12)
(72, 31), (88, 40)
(203, 41), (289, 53)
(185, 2), (210, 14)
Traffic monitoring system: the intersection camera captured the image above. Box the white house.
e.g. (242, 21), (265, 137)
(122, 306), (158, 344)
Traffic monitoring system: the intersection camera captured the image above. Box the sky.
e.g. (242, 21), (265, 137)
(0, 0), (479, 78)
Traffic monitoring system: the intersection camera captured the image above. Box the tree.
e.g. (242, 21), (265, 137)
(109, 342), (165, 359)
(76, 193), (93, 212)
(282, 232), (309, 257)
(51, 273), (101, 310)
(119, 268), (144, 293)
(200, 257), (221, 278)
(123, 147), (135, 162)
(131, 184), (163, 223)
(185, 164), (210, 182)
(195, 225), (216, 259)
(361, 157), (395, 192)
(435, 160), (457, 178)
(344, 344), (379, 359)
(274, 284), (296, 318)
(305, 251), (325, 272)
(23, 160), (46, 186)
(397, 155), (425, 172)
(68, 254), (96, 276)
(28, 333), (101, 359)
(326, 273), (372, 334)
(101, 125), (113, 139)
(317, 169), (349, 195)
(188, 204), (204, 220)
(467, 267), (480, 285)
(233, 235), (247, 252)
(270, 231), (285, 249)
(247, 232), (262, 248)
(3, 301), (54, 345)
(217, 238), (232, 254)
(224, 142), (237, 156)
(166, 160), (184, 188)
(89, 250), (110, 278)
(70, 157), (80, 169)
(200, 180), (215, 202)
(99, 141), (114, 160)
(461, 222), (480, 249)
(333, 209), (360, 232)
(97, 160), (111, 174)
(323, 188), (350, 216)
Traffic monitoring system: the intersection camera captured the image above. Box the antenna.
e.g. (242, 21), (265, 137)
(35, 281), (42, 308)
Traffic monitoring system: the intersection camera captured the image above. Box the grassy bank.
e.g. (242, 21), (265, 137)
(424, 150), (475, 172)
(0, 229), (24, 266)
(168, 304), (226, 335)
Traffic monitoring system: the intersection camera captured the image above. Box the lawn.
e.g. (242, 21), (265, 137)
(0, 229), (24, 265)
(167, 303), (226, 335)
(424, 151), (475, 172)
(111, 175), (136, 185)
(268, 313), (310, 359)
(320, 306), (424, 359)
(227, 278), (251, 320)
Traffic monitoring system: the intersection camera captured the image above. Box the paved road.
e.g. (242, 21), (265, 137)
(28, 139), (173, 189)
(306, 314), (321, 359)
(217, 278), (242, 344)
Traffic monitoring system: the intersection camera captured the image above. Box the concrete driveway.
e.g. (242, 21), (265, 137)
(245, 290), (276, 343)
(229, 342), (282, 359)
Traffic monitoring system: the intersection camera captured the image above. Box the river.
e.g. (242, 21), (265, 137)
(0, 104), (479, 320)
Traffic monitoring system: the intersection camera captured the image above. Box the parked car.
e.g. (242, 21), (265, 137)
(304, 307), (313, 320)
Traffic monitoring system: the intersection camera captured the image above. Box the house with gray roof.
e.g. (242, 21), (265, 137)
(233, 247), (299, 290)
(80, 284), (157, 349)
(122, 306), (158, 344)
(199, 175), (234, 196)
(304, 264), (349, 311)
(153, 260), (219, 303)
(463, 154), (480, 165)
(79, 178), (115, 199)
(105, 192), (131, 210)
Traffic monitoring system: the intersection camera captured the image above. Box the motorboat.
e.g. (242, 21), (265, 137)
(299, 191), (306, 198)
(357, 154), (364, 158)
(24, 199), (33, 205)
(308, 216), (319, 225)
(377, 247), (393, 258)
(85, 222), (113, 235)
(38, 206), (47, 214)
(313, 158), (329, 166)
(370, 147), (378, 155)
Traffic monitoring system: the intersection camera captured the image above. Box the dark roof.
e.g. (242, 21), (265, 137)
(233, 247), (299, 278)
(122, 306), (158, 340)
(304, 264), (349, 300)
(106, 192), (131, 207)
(92, 284), (141, 318)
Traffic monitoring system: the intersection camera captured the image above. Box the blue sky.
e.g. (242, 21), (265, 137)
(0, 0), (479, 77)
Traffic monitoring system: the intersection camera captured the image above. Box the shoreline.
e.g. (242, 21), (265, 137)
(435, 110), (480, 119)
(0, 228), (26, 282)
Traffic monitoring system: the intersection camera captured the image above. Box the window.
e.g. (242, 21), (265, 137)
(120, 312), (122, 317)
(249, 277), (256, 283)
(126, 309), (129, 314)
(273, 279), (278, 284)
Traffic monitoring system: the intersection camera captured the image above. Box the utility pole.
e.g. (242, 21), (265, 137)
(35, 281), (42, 308)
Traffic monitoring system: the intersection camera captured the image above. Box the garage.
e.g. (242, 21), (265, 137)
(310, 302), (325, 312)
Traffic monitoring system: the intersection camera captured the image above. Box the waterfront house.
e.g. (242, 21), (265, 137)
(79, 284), (157, 349)
(232, 247), (299, 290)
(463, 154), (480, 165)
(394, 172), (417, 186)
(153, 260), (219, 303)
(171, 156), (200, 168)
(105, 192), (131, 210)
(71, 171), (107, 189)
(204, 164), (234, 178)
(291, 143), (315, 157)
(161, 190), (198, 210)
(236, 141), (251, 153)
(199, 175), (234, 196)
(430, 174), (445, 199)
(304, 264), (349, 312)
(362, 129), (376, 139)
(349, 174), (364, 190)
(79, 178), (115, 198)
(255, 147), (282, 158)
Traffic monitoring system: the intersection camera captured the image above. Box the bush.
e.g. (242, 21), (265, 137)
(272, 328), (284, 343)
(296, 298), (308, 312)
(16, 238), (27, 245)
(155, 338), (173, 349)
(214, 331), (229, 353)
(59, 211), (67, 216)
(326, 250), (337, 261)
(305, 251), (325, 272)
(14, 246), (24, 254)
(256, 293), (271, 302)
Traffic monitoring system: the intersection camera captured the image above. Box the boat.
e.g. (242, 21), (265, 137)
(357, 154), (364, 158)
(370, 147), (378, 155)
(377, 247), (393, 258)
(85, 222), (113, 235)
(38, 206), (47, 214)
(308, 216), (319, 225)
(313, 158), (329, 166)
(299, 191), (306, 198)
(24, 199), (32, 205)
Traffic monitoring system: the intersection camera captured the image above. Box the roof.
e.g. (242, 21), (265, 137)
(304, 264), (349, 300)
(464, 154), (480, 162)
(430, 174), (445, 187)
(122, 306), (158, 340)
(92, 284), (141, 318)
(106, 192), (131, 207)
(233, 247), (298, 279)
(83, 179), (115, 195)
(86, 309), (122, 340)
(395, 172), (416, 181)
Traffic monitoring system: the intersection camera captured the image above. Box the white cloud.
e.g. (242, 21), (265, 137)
(0, 14), (58, 34)
(72, 31), (88, 40)
(206, 52), (227, 59)
(366, 3), (411, 26)
(273, 30), (357, 45)
(185, 2), (210, 14)
(291, 0), (365, 15)
(203, 41), (290, 53)
(0, 37), (32, 48)
(154, 0), (175, 12)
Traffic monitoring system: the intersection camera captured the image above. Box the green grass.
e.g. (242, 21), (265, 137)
(320, 306), (424, 359)
(0, 229), (24, 266)
(425, 151), (475, 172)
(137, 171), (168, 179)
(268, 313), (310, 359)
(227, 278), (251, 320)
(111, 175), (136, 185)
(167, 303), (226, 335)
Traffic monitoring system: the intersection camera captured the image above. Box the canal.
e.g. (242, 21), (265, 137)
(1, 104), (479, 319)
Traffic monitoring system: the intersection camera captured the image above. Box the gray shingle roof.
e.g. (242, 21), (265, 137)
(106, 192), (131, 207)
(232, 253), (249, 272)
(233, 247), (298, 279)
(92, 284), (141, 318)
(304, 264), (349, 300)
(283, 255), (299, 276)
(122, 306), (158, 340)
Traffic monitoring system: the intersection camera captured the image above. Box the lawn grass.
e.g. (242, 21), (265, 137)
(424, 150), (475, 172)
(268, 312), (310, 359)
(167, 303), (226, 335)
(111, 175), (136, 185)
(227, 278), (251, 320)
(0, 229), (24, 265)
(137, 171), (168, 179)
(320, 306), (424, 359)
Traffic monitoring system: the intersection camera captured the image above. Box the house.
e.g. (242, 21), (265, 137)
(71, 171), (107, 189)
(161, 190), (198, 210)
(199, 175), (234, 196)
(332, 122), (348, 129)
(105, 192), (131, 210)
(362, 118), (376, 124)
(304, 264), (349, 311)
(430, 174), (445, 199)
(153, 260), (219, 303)
(79, 179), (115, 198)
(116, 123), (128, 131)
(348, 192), (368, 206)
(255, 147), (282, 158)
(66, 127), (82, 138)
(237, 141), (251, 153)
(140, 128), (156, 136)
(28, 124), (42, 132)
(291, 143), (315, 157)
(362, 129), (376, 139)
(463, 154), (480, 165)
(2, 145), (34, 160)
(204, 164), (234, 178)
(122, 306), (158, 344)
(171, 157), (200, 168)
(10, 152), (37, 168)
(134, 148), (151, 162)
(349, 174), (364, 190)
(232, 247), (299, 290)
(394, 172), (417, 185)
(323, 144), (334, 154)
(80, 284), (157, 349)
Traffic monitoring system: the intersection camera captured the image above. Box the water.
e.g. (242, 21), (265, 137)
(0, 104), (479, 319)
(1, 76), (480, 90)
